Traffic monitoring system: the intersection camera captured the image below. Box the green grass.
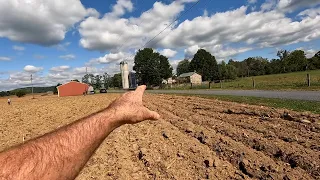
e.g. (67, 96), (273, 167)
(167, 70), (320, 91)
(172, 94), (320, 114)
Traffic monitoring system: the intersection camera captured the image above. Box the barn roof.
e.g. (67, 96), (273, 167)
(179, 72), (200, 78)
(57, 81), (89, 88)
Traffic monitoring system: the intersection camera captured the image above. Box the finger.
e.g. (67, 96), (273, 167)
(144, 109), (161, 120)
(135, 85), (146, 97)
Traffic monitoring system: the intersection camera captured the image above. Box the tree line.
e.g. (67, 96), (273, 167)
(177, 49), (320, 81)
(80, 73), (123, 89)
(1, 47), (318, 96)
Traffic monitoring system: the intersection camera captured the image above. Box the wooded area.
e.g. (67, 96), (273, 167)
(177, 49), (320, 81)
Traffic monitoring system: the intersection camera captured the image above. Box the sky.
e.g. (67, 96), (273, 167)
(0, 0), (319, 90)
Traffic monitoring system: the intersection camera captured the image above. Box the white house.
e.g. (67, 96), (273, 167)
(178, 72), (202, 84)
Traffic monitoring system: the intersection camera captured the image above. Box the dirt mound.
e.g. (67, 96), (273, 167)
(0, 94), (319, 179)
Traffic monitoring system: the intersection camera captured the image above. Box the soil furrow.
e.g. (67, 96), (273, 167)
(151, 95), (320, 150)
(147, 100), (313, 179)
(148, 95), (319, 179)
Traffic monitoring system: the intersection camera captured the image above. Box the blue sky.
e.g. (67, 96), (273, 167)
(0, 0), (319, 90)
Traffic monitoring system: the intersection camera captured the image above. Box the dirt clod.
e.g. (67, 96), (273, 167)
(162, 132), (169, 139)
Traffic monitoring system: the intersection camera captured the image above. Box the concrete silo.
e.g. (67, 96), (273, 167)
(120, 61), (129, 89)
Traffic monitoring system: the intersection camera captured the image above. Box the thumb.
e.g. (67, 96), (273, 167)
(143, 108), (160, 120)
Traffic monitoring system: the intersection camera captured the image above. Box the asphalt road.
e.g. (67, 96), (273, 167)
(110, 89), (320, 101)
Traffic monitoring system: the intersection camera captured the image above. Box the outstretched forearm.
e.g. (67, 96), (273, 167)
(0, 108), (119, 180)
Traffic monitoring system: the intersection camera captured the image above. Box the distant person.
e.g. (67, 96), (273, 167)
(0, 85), (160, 180)
(7, 98), (11, 105)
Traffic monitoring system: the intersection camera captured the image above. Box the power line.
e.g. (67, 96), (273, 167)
(148, 0), (209, 49)
(123, 0), (202, 62)
(141, 0), (201, 49)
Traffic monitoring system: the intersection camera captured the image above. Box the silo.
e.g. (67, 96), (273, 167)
(120, 61), (129, 89)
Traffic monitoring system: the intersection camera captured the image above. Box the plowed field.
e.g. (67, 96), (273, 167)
(0, 93), (319, 179)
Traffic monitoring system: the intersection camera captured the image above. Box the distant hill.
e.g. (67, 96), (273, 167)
(13, 86), (56, 93)
(0, 86), (56, 97)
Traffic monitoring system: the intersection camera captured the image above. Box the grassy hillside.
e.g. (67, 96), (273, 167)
(171, 70), (320, 91)
(11, 86), (55, 94)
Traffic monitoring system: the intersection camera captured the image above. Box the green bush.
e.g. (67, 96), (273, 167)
(16, 90), (27, 98)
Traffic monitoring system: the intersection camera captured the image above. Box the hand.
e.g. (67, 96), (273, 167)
(106, 85), (160, 126)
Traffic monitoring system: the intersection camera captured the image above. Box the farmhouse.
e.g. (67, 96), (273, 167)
(178, 72), (202, 84)
(57, 81), (89, 97)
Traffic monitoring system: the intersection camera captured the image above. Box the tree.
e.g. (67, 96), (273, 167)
(71, 79), (79, 82)
(308, 51), (320, 70)
(228, 59), (246, 77)
(225, 64), (237, 80)
(82, 74), (94, 85)
(111, 73), (122, 88)
(244, 57), (269, 76)
(94, 75), (102, 89)
(0, 91), (9, 97)
(16, 90), (27, 98)
(277, 50), (290, 73)
(217, 61), (227, 80)
(189, 49), (218, 81)
(159, 55), (173, 79)
(266, 59), (282, 74)
(53, 83), (62, 95)
(314, 51), (320, 59)
(176, 59), (190, 76)
(102, 73), (111, 89)
(133, 48), (172, 86)
(285, 50), (307, 72)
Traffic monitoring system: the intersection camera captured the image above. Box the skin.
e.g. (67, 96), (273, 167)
(0, 85), (160, 180)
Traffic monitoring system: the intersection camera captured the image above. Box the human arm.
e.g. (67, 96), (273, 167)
(0, 85), (159, 180)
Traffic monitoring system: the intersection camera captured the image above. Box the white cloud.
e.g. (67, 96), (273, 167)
(0, 71), (50, 90)
(86, 52), (134, 67)
(0, 0), (98, 45)
(297, 47), (317, 58)
(59, 54), (76, 60)
(23, 65), (43, 73)
(169, 59), (182, 74)
(261, 0), (277, 11)
(86, 8), (100, 18)
(79, 1), (188, 51)
(184, 45), (200, 58)
(176, 0), (198, 3)
(109, 0), (133, 17)
(13, 45), (25, 51)
(55, 42), (71, 51)
(261, 0), (320, 12)
(203, 9), (209, 17)
(0, 57), (11, 61)
(79, 0), (320, 64)
(277, 0), (320, 13)
(305, 49), (317, 58)
(160, 49), (177, 58)
(50, 66), (71, 72)
(161, 6), (320, 52)
(0, 65), (116, 91)
(298, 7), (320, 18)
(33, 54), (46, 59)
(248, 0), (257, 4)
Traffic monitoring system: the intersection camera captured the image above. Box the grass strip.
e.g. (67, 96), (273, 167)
(169, 94), (320, 114)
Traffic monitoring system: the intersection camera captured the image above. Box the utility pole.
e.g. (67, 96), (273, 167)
(31, 74), (34, 99)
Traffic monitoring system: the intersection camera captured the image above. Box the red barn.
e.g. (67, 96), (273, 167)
(57, 81), (89, 97)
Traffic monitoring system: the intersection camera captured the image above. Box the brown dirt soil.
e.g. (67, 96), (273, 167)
(0, 93), (319, 179)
